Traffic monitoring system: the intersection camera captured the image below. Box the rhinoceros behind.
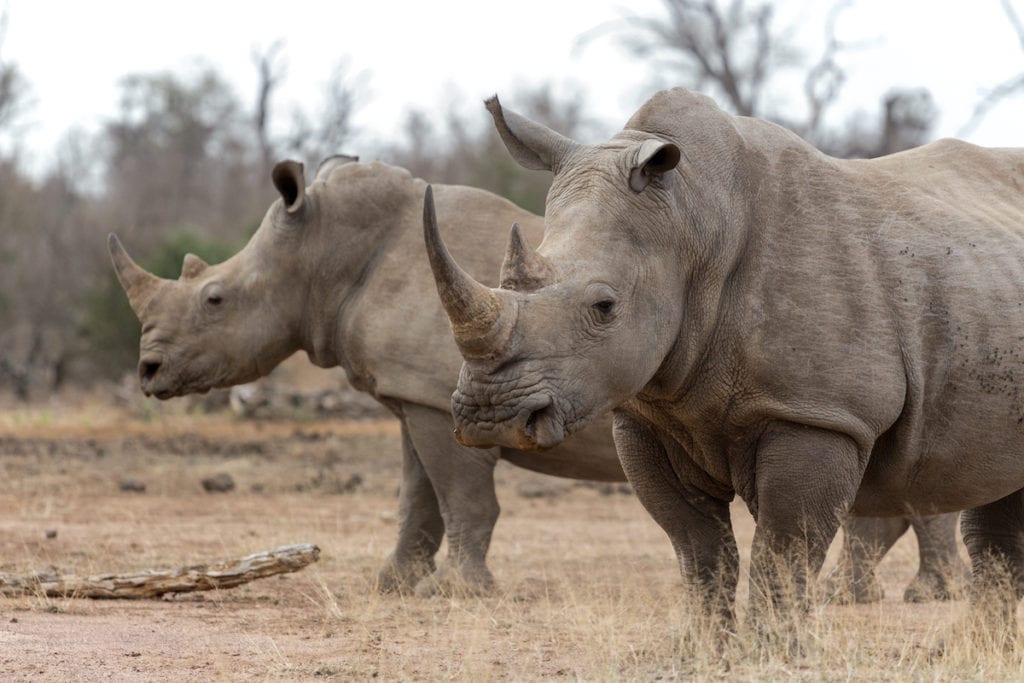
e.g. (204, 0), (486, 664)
(426, 90), (1024, 629)
(110, 155), (959, 600)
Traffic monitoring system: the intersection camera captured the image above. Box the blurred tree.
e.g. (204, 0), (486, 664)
(960, 0), (1024, 136)
(0, 3), (30, 155)
(585, 0), (936, 158)
(386, 82), (595, 215)
(102, 65), (264, 254)
(252, 40), (286, 179)
(283, 60), (366, 170)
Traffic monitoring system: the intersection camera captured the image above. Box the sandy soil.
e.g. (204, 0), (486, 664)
(0, 406), (1016, 680)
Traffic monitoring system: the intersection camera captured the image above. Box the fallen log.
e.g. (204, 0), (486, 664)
(0, 543), (320, 599)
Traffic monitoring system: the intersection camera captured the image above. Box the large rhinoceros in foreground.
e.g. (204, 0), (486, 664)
(108, 156), (959, 600)
(425, 89), (1023, 630)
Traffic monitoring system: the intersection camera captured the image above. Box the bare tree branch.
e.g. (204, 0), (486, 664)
(252, 40), (286, 176)
(958, 0), (1024, 136)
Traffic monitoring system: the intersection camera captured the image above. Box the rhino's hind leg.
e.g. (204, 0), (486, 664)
(376, 419), (445, 594)
(401, 403), (500, 598)
(903, 513), (970, 603)
(959, 489), (1024, 643)
(825, 516), (909, 604)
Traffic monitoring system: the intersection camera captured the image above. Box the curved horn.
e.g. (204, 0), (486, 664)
(485, 95), (578, 172)
(500, 223), (554, 291)
(422, 186), (513, 357)
(107, 233), (162, 315)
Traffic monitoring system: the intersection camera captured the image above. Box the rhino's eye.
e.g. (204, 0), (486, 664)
(206, 294), (223, 306)
(592, 300), (615, 317)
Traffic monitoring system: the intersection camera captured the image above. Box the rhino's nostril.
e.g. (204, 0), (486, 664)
(139, 361), (161, 388)
(524, 409), (540, 439)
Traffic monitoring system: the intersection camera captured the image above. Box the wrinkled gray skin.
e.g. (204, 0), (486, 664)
(107, 156), (957, 601)
(108, 157), (620, 596)
(426, 88), (1024, 631)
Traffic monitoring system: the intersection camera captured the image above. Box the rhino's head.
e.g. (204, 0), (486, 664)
(425, 96), (691, 450)
(109, 156), (362, 399)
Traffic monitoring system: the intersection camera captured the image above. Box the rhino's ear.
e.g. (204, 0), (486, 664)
(485, 95), (578, 172)
(180, 253), (209, 280)
(629, 139), (681, 193)
(315, 154), (359, 182)
(271, 160), (306, 214)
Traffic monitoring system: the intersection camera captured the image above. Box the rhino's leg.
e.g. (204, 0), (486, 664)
(401, 403), (500, 598)
(748, 422), (863, 640)
(904, 513), (970, 603)
(825, 516), (909, 604)
(376, 419), (445, 593)
(960, 490), (1024, 640)
(613, 412), (739, 630)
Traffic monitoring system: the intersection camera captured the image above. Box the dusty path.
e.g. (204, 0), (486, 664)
(0, 410), (1013, 680)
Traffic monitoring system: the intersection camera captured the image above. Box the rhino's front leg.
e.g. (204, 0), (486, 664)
(376, 418), (445, 593)
(749, 422), (865, 633)
(613, 412), (739, 630)
(402, 403), (500, 597)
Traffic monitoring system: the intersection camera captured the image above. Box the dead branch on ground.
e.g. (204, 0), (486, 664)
(0, 543), (320, 599)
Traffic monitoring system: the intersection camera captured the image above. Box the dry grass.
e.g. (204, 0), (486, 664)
(1, 407), (1023, 680)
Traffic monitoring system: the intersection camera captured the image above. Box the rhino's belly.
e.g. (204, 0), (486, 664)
(853, 403), (1024, 516)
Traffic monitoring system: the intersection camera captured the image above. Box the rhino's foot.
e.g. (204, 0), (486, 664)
(902, 567), (970, 603)
(820, 568), (884, 605)
(375, 556), (436, 595)
(414, 563), (495, 599)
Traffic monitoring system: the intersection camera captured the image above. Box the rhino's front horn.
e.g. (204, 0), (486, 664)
(500, 223), (554, 292)
(422, 186), (514, 358)
(108, 233), (162, 315)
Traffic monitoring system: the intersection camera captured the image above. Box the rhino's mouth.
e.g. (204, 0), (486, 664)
(452, 390), (576, 451)
(139, 356), (217, 400)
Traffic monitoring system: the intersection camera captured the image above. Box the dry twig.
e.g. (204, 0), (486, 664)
(0, 543), (320, 599)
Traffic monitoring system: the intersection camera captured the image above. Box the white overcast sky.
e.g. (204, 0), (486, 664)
(3, 0), (1023, 174)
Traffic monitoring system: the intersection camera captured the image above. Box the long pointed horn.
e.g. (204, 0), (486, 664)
(422, 186), (513, 357)
(485, 95), (579, 172)
(108, 233), (162, 315)
(500, 223), (554, 291)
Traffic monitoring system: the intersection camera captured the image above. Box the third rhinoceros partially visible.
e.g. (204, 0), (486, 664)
(109, 156), (961, 599)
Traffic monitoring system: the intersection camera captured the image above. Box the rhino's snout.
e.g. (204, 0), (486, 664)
(138, 356), (162, 397)
(453, 393), (566, 451)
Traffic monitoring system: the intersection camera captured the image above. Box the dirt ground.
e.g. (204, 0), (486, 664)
(0, 396), (1021, 681)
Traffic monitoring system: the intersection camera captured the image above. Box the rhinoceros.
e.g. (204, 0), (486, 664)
(424, 89), (1024, 630)
(108, 155), (957, 601)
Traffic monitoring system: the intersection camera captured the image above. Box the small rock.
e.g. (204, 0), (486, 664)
(119, 478), (147, 493)
(44, 529), (57, 539)
(202, 472), (236, 493)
